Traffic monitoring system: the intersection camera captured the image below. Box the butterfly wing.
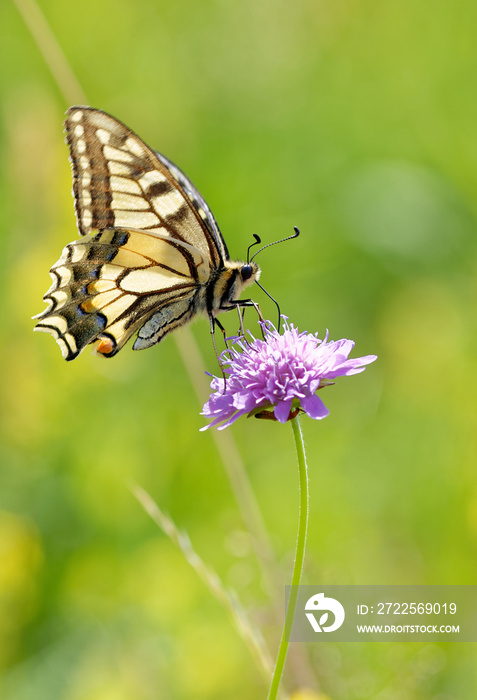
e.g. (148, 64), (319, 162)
(64, 106), (227, 267)
(154, 150), (230, 261)
(34, 228), (209, 360)
(34, 107), (236, 359)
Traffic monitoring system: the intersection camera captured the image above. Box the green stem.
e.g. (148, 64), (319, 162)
(268, 415), (309, 700)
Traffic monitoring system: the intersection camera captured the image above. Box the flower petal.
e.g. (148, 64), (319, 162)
(274, 398), (293, 423)
(301, 394), (329, 420)
(325, 354), (378, 378)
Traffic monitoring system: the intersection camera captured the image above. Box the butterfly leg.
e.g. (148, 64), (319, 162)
(236, 305), (246, 338)
(212, 315), (232, 350)
(209, 314), (230, 388)
(225, 299), (266, 340)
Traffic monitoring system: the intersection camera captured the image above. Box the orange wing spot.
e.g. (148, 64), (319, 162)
(95, 336), (115, 355)
(81, 300), (97, 313)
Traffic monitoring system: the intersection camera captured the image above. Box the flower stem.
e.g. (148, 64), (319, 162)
(268, 415), (309, 700)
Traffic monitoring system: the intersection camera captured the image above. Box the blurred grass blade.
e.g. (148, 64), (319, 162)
(13, 0), (87, 104)
(131, 483), (274, 683)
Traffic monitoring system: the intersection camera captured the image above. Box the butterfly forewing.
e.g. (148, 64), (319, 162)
(154, 151), (229, 262)
(66, 107), (223, 267)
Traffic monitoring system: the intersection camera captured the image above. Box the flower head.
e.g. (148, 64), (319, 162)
(201, 319), (377, 430)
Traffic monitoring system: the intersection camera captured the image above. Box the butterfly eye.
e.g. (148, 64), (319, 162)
(241, 264), (253, 281)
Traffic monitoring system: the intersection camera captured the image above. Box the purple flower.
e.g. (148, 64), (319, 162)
(201, 320), (377, 431)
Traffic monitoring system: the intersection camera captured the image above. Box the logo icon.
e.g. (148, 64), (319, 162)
(305, 593), (345, 632)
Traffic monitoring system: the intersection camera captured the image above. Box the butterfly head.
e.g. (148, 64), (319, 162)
(240, 261), (260, 284)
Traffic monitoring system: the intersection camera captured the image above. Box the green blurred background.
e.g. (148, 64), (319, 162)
(1, 0), (476, 698)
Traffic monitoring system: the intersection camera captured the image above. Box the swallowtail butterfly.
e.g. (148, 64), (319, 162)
(34, 107), (260, 360)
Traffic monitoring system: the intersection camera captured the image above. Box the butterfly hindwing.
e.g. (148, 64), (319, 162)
(65, 107), (224, 267)
(34, 229), (208, 360)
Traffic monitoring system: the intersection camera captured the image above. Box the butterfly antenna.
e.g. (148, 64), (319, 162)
(247, 234), (262, 263)
(250, 226), (300, 262)
(250, 226), (300, 330)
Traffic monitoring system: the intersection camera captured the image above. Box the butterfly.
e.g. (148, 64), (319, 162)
(34, 107), (261, 361)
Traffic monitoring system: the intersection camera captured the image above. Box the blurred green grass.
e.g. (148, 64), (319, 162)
(1, 0), (477, 698)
